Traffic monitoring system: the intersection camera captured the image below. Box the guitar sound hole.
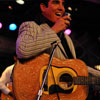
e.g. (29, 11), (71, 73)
(59, 73), (73, 90)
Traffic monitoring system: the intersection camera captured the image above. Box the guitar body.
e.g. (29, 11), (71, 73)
(13, 53), (88, 100)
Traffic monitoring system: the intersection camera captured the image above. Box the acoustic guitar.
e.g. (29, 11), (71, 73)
(1, 86), (14, 100)
(12, 53), (100, 100)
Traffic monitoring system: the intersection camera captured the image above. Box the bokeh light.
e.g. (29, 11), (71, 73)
(64, 29), (72, 35)
(9, 23), (17, 31)
(0, 22), (3, 29)
(16, 0), (25, 5)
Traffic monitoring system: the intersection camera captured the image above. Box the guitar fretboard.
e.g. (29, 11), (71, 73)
(73, 76), (100, 85)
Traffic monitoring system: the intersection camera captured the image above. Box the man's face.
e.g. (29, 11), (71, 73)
(41, 0), (65, 23)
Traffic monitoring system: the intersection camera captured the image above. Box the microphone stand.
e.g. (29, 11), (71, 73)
(36, 42), (57, 100)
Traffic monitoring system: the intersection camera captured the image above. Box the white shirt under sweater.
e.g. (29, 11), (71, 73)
(0, 64), (14, 95)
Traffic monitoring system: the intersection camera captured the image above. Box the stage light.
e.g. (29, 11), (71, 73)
(95, 65), (100, 71)
(16, 0), (24, 5)
(64, 29), (72, 36)
(8, 5), (12, 10)
(68, 7), (72, 11)
(9, 23), (17, 31)
(0, 22), (3, 29)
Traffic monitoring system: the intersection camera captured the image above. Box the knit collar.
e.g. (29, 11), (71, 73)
(34, 13), (54, 27)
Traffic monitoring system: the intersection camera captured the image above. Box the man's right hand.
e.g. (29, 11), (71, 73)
(52, 15), (72, 34)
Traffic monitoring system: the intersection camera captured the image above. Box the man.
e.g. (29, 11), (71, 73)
(16, 0), (100, 76)
(16, 0), (76, 60)
(16, 0), (100, 99)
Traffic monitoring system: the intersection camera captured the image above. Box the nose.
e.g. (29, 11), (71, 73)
(58, 3), (65, 12)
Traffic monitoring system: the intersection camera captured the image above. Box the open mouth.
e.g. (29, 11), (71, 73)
(55, 13), (62, 16)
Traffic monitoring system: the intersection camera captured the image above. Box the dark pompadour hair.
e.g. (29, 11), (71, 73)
(39, 0), (50, 7)
(39, 0), (69, 8)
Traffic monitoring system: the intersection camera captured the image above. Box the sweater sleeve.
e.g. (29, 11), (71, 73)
(0, 80), (11, 95)
(16, 21), (60, 59)
(0, 64), (14, 95)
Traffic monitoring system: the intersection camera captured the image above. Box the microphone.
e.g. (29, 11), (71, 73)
(58, 12), (71, 37)
(63, 12), (71, 17)
(63, 12), (71, 30)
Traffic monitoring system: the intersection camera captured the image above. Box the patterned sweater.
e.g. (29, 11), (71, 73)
(16, 21), (76, 59)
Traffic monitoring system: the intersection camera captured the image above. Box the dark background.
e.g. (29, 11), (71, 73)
(0, 0), (100, 99)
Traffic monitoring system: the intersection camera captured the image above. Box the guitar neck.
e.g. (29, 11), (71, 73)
(73, 76), (100, 85)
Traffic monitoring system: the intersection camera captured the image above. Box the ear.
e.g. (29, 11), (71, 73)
(40, 3), (47, 12)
